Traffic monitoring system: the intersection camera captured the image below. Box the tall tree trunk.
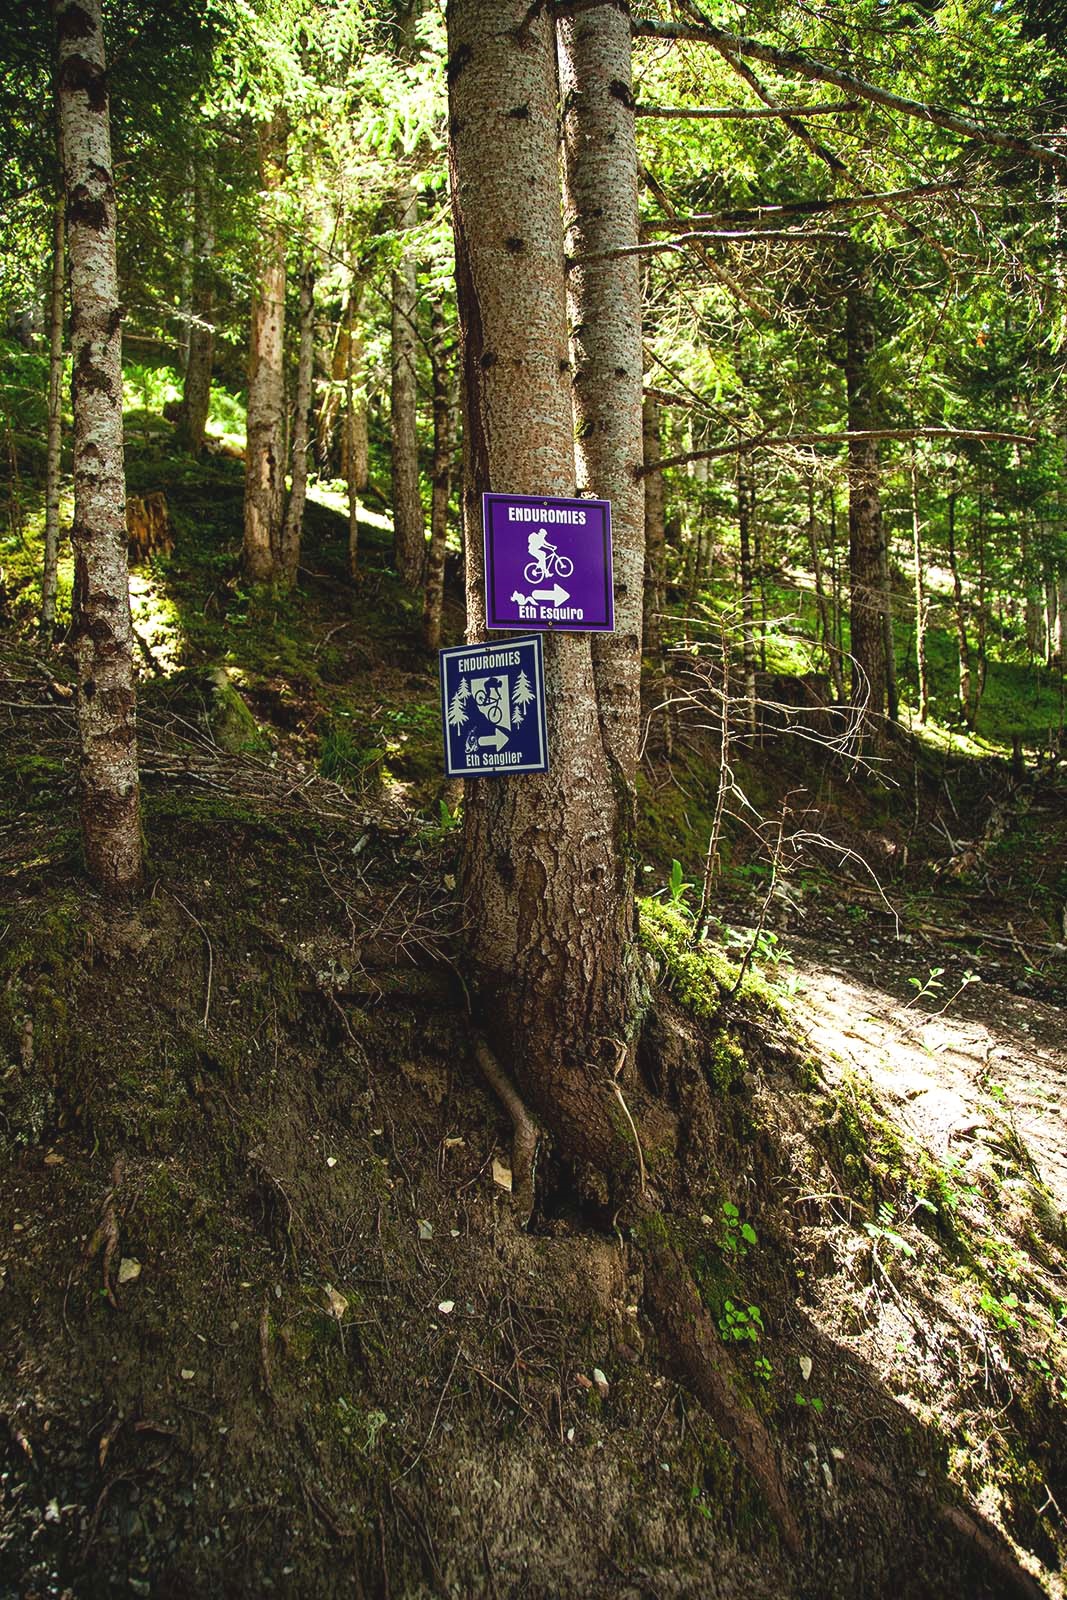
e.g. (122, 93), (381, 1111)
(278, 257), (315, 586)
(449, 0), (629, 1154)
(345, 287), (365, 581)
(178, 147), (215, 457)
(559, 2), (645, 788)
(844, 259), (887, 723)
(946, 489), (976, 728)
(243, 110), (287, 583)
(449, 4), (800, 1553)
(807, 475), (845, 701)
(176, 157), (194, 376)
(41, 185), (65, 638)
(391, 1), (424, 589)
(642, 394), (665, 656)
(422, 307), (457, 651)
(738, 454), (757, 734)
(320, 279), (367, 480)
(880, 522), (899, 723)
(909, 449), (929, 723)
(53, 0), (141, 893)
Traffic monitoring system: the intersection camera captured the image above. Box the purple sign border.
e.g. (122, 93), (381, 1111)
(482, 491), (614, 633)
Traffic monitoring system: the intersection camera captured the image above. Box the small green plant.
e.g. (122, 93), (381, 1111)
(794, 1392), (824, 1414)
(664, 858), (695, 914)
(719, 1200), (757, 1259)
(905, 966), (945, 1007)
(978, 1289), (1020, 1332)
(718, 1300), (764, 1343)
(437, 798), (461, 830)
(862, 1200), (916, 1258)
(753, 1353), (773, 1384)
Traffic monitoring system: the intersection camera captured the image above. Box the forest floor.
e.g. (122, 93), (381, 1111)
(0, 444), (1065, 1598)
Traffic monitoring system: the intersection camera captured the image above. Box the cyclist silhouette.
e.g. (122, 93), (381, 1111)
(524, 528), (573, 585)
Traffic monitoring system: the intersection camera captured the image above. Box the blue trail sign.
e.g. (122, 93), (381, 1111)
(439, 635), (549, 778)
(483, 491), (613, 632)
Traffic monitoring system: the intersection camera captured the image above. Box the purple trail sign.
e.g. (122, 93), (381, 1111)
(483, 491), (613, 633)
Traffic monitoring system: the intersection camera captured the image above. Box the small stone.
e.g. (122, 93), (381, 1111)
(798, 1355), (813, 1382)
(492, 1159), (512, 1193)
(180, 1370), (195, 1381)
(326, 1157), (337, 1169)
(437, 1300), (455, 1315)
(592, 1368), (610, 1397)
(118, 1258), (142, 1285)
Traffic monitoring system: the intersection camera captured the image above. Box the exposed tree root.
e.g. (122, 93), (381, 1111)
(641, 1224), (804, 1558)
(471, 1030), (803, 1556)
(472, 1033), (540, 1223)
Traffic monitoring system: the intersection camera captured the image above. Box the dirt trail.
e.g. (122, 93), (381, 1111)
(789, 928), (1067, 1209)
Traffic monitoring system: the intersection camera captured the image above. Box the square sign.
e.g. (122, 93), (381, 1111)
(439, 635), (549, 778)
(483, 491), (613, 632)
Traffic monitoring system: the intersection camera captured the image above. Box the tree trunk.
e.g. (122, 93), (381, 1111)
(345, 287), (365, 581)
(178, 147), (215, 457)
(449, 2), (800, 1555)
(880, 520), (899, 724)
(642, 395), (665, 656)
(909, 449), (929, 723)
(176, 157), (194, 375)
(946, 489), (975, 728)
(844, 260), (887, 722)
(448, 0), (629, 1150)
(391, 2), (425, 590)
(559, 2), (645, 789)
(738, 454), (757, 734)
(278, 257), (315, 586)
(243, 110), (287, 583)
(53, 0), (141, 894)
(807, 475), (844, 701)
(422, 307), (457, 652)
(41, 185), (65, 638)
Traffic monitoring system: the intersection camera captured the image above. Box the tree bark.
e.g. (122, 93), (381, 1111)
(422, 306), (457, 652)
(844, 258), (887, 722)
(41, 184), (65, 638)
(391, 1), (425, 589)
(178, 147), (215, 457)
(53, 0), (141, 894)
(279, 257), (315, 586)
(243, 110), (288, 583)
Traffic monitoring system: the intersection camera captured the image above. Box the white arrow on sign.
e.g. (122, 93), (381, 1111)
(479, 727), (509, 750)
(531, 583), (570, 606)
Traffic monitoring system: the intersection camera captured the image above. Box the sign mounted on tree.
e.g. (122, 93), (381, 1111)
(439, 635), (548, 777)
(483, 491), (613, 632)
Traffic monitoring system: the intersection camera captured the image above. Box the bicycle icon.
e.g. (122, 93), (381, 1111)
(473, 677), (506, 725)
(523, 545), (574, 585)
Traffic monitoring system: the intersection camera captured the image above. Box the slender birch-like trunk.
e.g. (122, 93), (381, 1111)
(179, 147), (215, 457)
(422, 306), (457, 651)
(345, 289), (364, 581)
(642, 394), (665, 655)
(738, 454), (758, 733)
(391, 1), (424, 589)
(243, 110), (287, 583)
(41, 185), (65, 637)
(279, 257), (315, 586)
(909, 449), (929, 723)
(806, 476), (844, 701)
(52, 0), (141, 893)
(844, 258), (887, 722)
